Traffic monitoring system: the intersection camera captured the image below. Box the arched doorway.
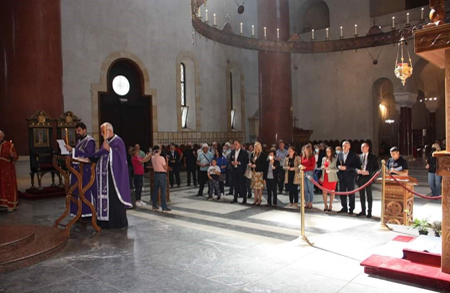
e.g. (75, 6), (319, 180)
(99, 59), (152, 151)
(373, 77), (398, 156)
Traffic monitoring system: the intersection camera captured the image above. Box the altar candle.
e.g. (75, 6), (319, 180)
(205, 9), (208, 22)
(213, 13), (216, 26)
(392, 16), (395, 29)
(264, 27), (266, 38)
(277, 28), (279, 39)
(406, 12), (410, 24)
(354, 24), (358, 35)
(65, 128), (69, 145)
(421, 8), (424, 20)
(252, 25), (255, 36)
(311, 29), (315, 40)
(340, 26), (343, 38)
(240, 22), (243, 34)
(198, 8), (201, 18)
(326, 28), (329, 39)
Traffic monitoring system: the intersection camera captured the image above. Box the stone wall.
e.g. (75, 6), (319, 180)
(61, 0), (258, 142)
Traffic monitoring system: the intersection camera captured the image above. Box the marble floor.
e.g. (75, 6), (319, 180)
(0, 160), (443, 292)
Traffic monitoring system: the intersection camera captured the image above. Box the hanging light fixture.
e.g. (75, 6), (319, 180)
(394, 37), (413, 86)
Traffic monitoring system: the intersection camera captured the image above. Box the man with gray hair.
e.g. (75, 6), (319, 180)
(197, 143), (213, 197)
(336, 140), (361, 215)
(88, 122), (132, 229)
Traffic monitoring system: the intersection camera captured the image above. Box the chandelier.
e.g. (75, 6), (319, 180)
(394, 37), (413, 86)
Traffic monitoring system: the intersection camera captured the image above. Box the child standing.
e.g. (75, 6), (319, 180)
(132, 148), (152, 207)
(207, 158), (221, 200)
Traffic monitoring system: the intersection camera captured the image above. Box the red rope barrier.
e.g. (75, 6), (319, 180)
(388, 174), (442, 200)
(306, 171), (381, 196)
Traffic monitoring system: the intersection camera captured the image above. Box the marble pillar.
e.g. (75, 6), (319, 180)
(257, 0), (293, 145)
(394, 92), (417, 156)
(0, 0), (64, 155)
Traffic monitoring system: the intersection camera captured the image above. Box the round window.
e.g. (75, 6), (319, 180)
(112, 75), (130, 96)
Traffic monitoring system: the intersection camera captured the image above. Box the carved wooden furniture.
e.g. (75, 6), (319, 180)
(383, 176), (418, 226)
(56, 111), (81, 148)
(293, 127), (313, 147)
(26, 110), (61, 190)
(53, 156), (100, 237)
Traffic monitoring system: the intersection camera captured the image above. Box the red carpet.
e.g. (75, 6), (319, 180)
(0, 225), (67, 273)
(19, 187), (66, 200)
(392, 235), (415, 243)
(361, 236), (450, 291)
(362, 254), (450, 291)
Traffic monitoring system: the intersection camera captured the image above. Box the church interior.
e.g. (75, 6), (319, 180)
(1, 0), (450, 292)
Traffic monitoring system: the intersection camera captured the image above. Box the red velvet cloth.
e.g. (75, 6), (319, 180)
(0, 141), (19, 211)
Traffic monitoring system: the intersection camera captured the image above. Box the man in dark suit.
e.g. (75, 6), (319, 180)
(183, 142), (197, 186)
(229, 140), (249, 204)
(168, 144), (181, 187)
(356, 143), (379, 218)
(337, 141), (361, 214)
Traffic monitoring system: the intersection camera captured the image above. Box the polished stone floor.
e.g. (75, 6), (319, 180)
(0, 160), (442, 292)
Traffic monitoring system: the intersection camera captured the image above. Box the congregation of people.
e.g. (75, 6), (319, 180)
(123, 137), (426, 219)
(0, 122), (444, 228)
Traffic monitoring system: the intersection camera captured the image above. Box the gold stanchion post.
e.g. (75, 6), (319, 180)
(300, 169), (305, 237)
(300, 169), (313, 245)
(380, 160), (392, 230)
(381, 160), (386, 224)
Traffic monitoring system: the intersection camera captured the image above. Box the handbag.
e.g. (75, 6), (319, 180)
(244, 165), (253, 179)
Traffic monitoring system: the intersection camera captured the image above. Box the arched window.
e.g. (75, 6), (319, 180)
(176, 51), (199, 132)
(227, 64), (244, 132)
(298, 0), (330, 33)
(230, 71), (236, 129)
(180, 62), (188, 128)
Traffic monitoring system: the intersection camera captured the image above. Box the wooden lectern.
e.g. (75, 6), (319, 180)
(53, 156), (101, 236)
(383, 176), (418, 226)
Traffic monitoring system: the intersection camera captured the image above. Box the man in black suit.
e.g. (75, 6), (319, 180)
(229, 140), (249, 204)
(337, 141), (361, 214)
(356, 143), (379, 218)
(183, 142), (197, 186)
(168, 144), (181, 187)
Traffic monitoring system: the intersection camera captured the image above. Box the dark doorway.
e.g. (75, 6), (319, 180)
(99, 59), (152, 151)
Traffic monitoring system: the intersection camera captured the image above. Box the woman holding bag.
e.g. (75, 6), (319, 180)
(283, 146), (301, 208)
(249, 142), (267, 205)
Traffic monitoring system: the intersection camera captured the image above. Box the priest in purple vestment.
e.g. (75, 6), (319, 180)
(89, 122), (132, 229)
(65, 122), (96, 217)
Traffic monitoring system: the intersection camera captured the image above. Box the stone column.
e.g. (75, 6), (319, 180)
(0, 0), (64, 155)
(425, 98), (439, 144)
(257, 0), (293, 145)
(394, 92), (417, 156)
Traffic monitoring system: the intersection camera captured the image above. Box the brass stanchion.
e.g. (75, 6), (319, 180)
(300, 169), (313, 245)
(380, 160), (392, 230)
(301, 169), (305, 237)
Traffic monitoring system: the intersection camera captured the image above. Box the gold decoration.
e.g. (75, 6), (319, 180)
(395, 37), (413, 86)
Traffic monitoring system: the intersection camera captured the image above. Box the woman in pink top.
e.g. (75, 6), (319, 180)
(300, 144), (316, 209)
(132, 148), (152, 207)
